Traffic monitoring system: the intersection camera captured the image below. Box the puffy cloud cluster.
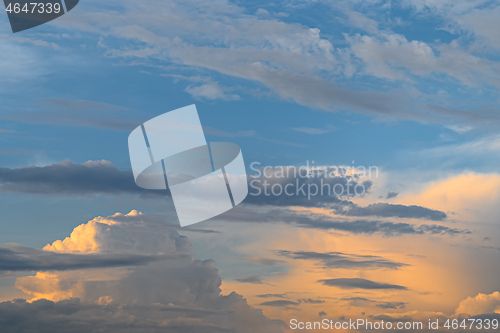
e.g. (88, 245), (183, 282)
(7, 210), (283, 332)
(455, 292), (500, 317)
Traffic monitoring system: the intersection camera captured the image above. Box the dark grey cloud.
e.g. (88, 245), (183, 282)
(256, 294), (288, 299)
(259, 300), (299, 308)
(0, 298), (283, 333)
(341, 297), (407, 309)
(276, 250), (408, 270)
(215, 205), (469, 236)
(238, 257), (286, 266)
(234, 275), (265, 284)
(376, 301), (407, 309)
(319, 311), (327, 316)
(470, 313), (500, 321)
(299, 298), (325, 304)
(0, 160), (168, 197)
(318, 278), (408, 290)
(386, 191), (399, 199)
(333, 202), (447, 221)
(0, 244), (186, 272)
(0, 213), (284, 333)
(0, 161), (449, 228)
(292, 217), (467, 236)
(342, 297), (373, 302)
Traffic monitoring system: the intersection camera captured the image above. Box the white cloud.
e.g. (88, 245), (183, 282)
(185, 81), (240, 100)
(348, 33), (500, 87)
(455, 292), (500, 316)
(12, 210), (283, 332)
(40, 0), (500, 128)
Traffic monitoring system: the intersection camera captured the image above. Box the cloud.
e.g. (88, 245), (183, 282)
(291, 216), (466, 236)
(2, 98), (141, 131)
(376, 301), (407, 309)
(256, 294), (288, 299)
(259, 300), (299, 308)
(0, 160), (448, 227)
(48, 0), (434, 123)
(0, 160), (165, 197)
(24, 0), (498, 132)
(216, 205), (469, 236)
(9, 210), (283, 332)
(0, 149), (27, 155)
(0, 39), (44, 83)
(245, 164), (374, 207)
(291, 125), (337, 135)
(234, 275), (265, 284)
(276, 250), (408, 269)
(341, 297), (407, 309)
(0, 243), (186, 272)
(332, 202), (447, 221)
(348, 32), (500, 88)
(0, 129), (15, 134)
(0, 298), (282, 333)
(387, 191), (398, 199)
(238, 257), (286, 266)
(455, 292), (500, 316)
(185, 81), (240, 100)
(318, 278), (408, 290)
(299, 298), (325, 304)
(426, 105), (500, 130)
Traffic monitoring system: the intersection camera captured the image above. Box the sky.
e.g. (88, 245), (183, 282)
(0, 0), (500, 332)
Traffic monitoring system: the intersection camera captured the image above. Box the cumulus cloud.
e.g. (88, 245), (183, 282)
(318, 278), (408, 290)
(0, 297), (281, 333)
(455, 292), (500, 316)
(9, 210), (283, 332)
